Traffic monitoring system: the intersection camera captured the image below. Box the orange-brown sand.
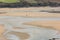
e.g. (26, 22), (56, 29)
(8, 31), (30, 40)
(0, 24), (7, 40)
(23, 20), (60, 31)
(0, 7), (60, 17)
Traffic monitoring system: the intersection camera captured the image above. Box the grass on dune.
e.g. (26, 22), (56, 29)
(0, 0), (20, 3)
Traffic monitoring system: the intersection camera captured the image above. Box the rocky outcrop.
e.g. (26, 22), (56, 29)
(0, 0), (60, 8)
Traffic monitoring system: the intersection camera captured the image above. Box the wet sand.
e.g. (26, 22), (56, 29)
(0, 7), (60, 40)
(0, 24), (7, 40)
(0, 24), (5, 36)
(23, 20), (60, 31)
(0, 7), (60, 17)
(8, 31), (30, 40)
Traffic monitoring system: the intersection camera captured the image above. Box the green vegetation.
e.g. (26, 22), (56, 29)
(0, 0), (59, 7)
(0, 0), (39, 3)
(0, 0), (20, 3)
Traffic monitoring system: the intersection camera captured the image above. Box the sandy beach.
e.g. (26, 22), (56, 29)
(0, 7), (60, 40)
(23, 20), (60, 31)
(0, 7), (60, 17)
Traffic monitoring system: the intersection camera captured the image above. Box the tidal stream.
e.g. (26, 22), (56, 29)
(0, 16), (60, 40)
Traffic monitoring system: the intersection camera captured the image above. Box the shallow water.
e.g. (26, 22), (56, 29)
(0, 16), (60, 40)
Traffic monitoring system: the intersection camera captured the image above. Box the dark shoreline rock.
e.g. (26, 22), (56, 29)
(0, 2), (60, 8)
